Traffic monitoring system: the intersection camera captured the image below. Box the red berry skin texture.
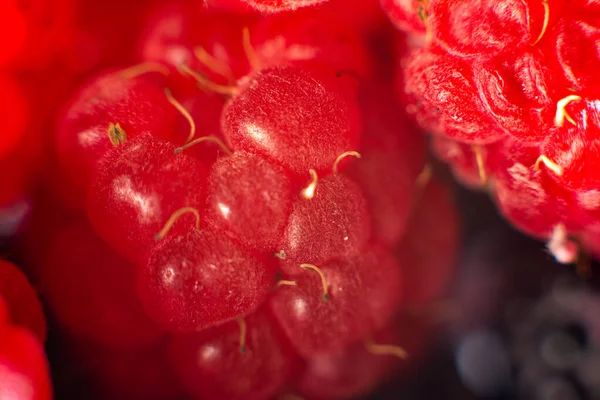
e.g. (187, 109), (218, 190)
(397, 179), (460, 305)
(0, 75), (28, 160)
(429, 0), (563, 58)
(56, 70), (177, 207)
(404, 48), (504, 144)
(40, 219), (164, 349)
(279, 175), (371, 274)
(250, 7), (372, 76)
(222, 66), (362, 177)
(271, 246), (399, 357)
(243, 0), (328, 12)
(270, 256), (367, 357)
(492, 140), (578, 239)
(138, 228), (275, 333)
(541, 98), (600, 192)
(473, 50), (555, 143)
(0, 325), (52, 400)
(0, 261), (46, 343)
(380, 0), (428, 36)
(87, 134), (207, 265)
(206, 151), (293, 253)
(169, 308), (296, 400)
(552, 14), (600, 93)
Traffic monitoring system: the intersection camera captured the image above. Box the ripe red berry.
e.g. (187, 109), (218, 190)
(278, 174), (370, 274)
(492, 140), (578, 239)
(271, 245), (402, 357)
(551, 14), (600, 93)
(540, 97), (600, 192)
(472, 50), (555, 143)
(404, 48), (504, 143)
(0, 261), (46, 343)
(428, 0), (561, 57)
(206, 151), (293, 253)
(221, 66), (362, 177)
(55, 69), (178, 207)
(169, 308), (296, 400)
(87, 134), (208, 264)
(138, 228), (275, 332)
(0, 324), (52, 400)
(40, 218), (164, 349)
(271, 255), (367, 357)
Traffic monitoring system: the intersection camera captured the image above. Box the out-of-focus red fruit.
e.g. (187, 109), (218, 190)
(0, 261), (46, 342)
(0, 323), (52, 400)
(40, 219), (165, 349)
(72, 340), (182, 400)
(0, 0), (75, 70)
(397, 179), (460, 305)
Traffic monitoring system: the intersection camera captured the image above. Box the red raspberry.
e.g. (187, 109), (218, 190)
(393, 0), (600, 264)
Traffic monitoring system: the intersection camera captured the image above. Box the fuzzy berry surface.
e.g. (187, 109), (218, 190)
(388, 0), (600, 264)
(12, 2), (465, 399)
